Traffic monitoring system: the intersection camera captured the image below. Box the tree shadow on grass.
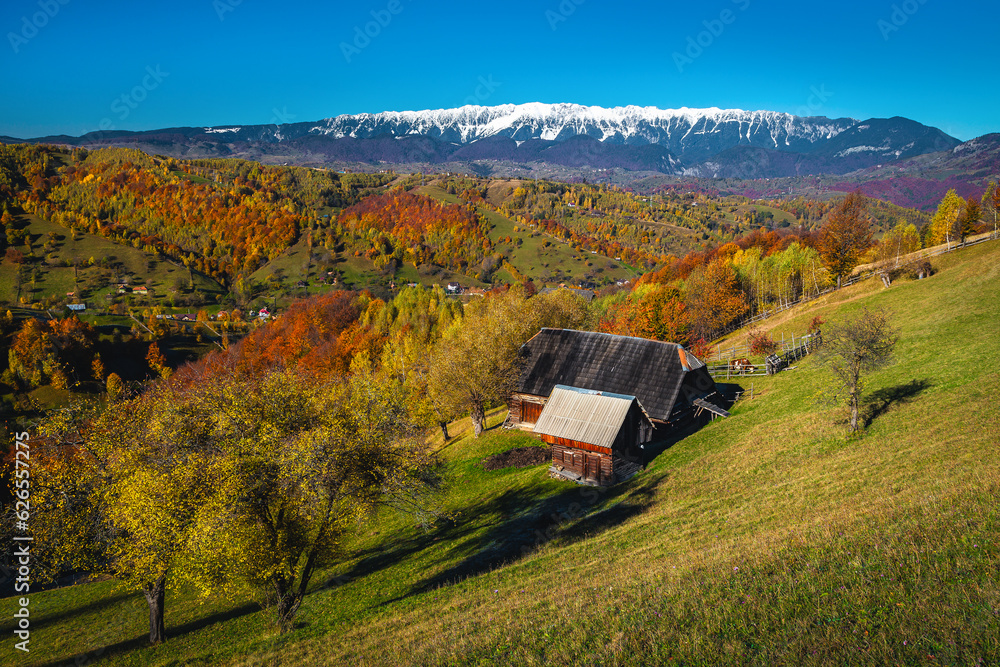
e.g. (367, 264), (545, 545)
(383, 470), (667, 602)
(36, 602), (261, 667)
(863, 378), (933, 428)
(0, 590), (137, 636)
(317, 512), (485, 594)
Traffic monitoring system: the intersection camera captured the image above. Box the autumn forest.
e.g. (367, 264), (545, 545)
(1, 140), (999, 658)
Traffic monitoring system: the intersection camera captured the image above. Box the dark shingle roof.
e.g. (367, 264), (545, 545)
(517, 329), (714, 422)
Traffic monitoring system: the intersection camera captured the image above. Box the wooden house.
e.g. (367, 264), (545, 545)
(534, 385), (654, 486)
(510, 329), (723, 433)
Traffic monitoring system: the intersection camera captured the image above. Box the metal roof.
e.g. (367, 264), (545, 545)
(532, 385), (649, 449)
(517, 329), (713, 421)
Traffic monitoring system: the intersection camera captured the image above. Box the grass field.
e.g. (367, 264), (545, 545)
(2, 240), (999, 665)
(418, 185), (634, 286)
(0, 214), (224, 307)
(251, 233), (488, 299)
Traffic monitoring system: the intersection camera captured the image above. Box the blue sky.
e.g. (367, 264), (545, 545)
(1, 0), (996, 140)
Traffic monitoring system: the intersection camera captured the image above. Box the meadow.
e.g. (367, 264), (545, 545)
(2, 240), (998, 666)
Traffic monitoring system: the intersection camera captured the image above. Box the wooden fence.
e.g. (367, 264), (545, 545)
(717, 233), (999, 341)
(706, 332), (819, 379)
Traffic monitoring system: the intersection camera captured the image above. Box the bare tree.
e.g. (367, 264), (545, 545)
(822, 306), (899, 432)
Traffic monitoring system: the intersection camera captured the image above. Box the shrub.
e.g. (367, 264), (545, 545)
(747, 326), (777, 357)
(690, 337), (714, 361)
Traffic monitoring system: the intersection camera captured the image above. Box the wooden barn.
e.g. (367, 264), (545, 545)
(533, 385), (654, 486)
(509, 329), (725, 432)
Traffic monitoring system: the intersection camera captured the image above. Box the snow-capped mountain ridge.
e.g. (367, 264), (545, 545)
(310, 103), (859, 161)
(13, 103), (961, 180)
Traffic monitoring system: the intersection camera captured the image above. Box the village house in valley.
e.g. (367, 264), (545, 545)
(509, 329), (728, 485)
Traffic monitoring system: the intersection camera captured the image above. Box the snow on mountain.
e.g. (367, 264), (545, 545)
(29, 103), (957, 178)
(309, 103), (859, 161)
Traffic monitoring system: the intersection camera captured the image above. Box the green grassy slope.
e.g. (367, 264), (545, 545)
(3, 241), (999, 666)
(0, 214), (224, 306)
(418, 184), (635, 286)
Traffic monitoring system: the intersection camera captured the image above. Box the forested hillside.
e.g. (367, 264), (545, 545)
(3, 203), (998, 667)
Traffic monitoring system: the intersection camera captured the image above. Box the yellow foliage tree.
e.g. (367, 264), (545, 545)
(178, 368), (433, 631)
(875, 220), (922, 269)
(428, 287), (588, 436)
(928, 189), (964, 247)
(106, 372), (124, 400)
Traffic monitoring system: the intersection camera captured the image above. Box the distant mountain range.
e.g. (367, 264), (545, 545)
(1, 103), (968, 179)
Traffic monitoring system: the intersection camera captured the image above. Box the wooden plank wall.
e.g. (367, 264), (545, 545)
(551, 442), (613, 484)
(541, 435), (612, 455)
(510, 393), (546, 426)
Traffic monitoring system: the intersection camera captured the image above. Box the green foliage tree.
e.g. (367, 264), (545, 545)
(818, 192), (873, 287)
(821, 306), (900, 433)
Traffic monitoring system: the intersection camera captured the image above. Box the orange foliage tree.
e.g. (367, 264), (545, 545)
(8, 316), (98, 387)
(685, 259), (749, 341)
(173, 291), (376, 384)
(819, 192), (873, 286)
(338, 191), (491, 272)
(600, 285), (689, 344)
